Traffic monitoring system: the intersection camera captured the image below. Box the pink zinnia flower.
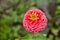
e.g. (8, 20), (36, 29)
(23, 8), (48, 33)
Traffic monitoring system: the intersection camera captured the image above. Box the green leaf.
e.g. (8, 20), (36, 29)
(21, 33), (47, 40)
(8, 25), (21, 39)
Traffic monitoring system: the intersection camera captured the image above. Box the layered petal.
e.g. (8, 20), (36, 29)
(23, 8), (48, 33)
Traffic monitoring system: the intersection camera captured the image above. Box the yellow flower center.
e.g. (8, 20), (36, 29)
(29, 12), (39, 21)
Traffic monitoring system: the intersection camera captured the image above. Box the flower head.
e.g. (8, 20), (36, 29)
(23, 8), (48, 33)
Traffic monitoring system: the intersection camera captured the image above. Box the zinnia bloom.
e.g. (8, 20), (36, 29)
(23, 8), (48, 33)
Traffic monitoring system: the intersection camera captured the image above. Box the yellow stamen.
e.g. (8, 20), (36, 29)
(29, 12), (39, 21)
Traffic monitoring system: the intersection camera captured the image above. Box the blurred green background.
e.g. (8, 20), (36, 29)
(0, 0), (60, 40)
